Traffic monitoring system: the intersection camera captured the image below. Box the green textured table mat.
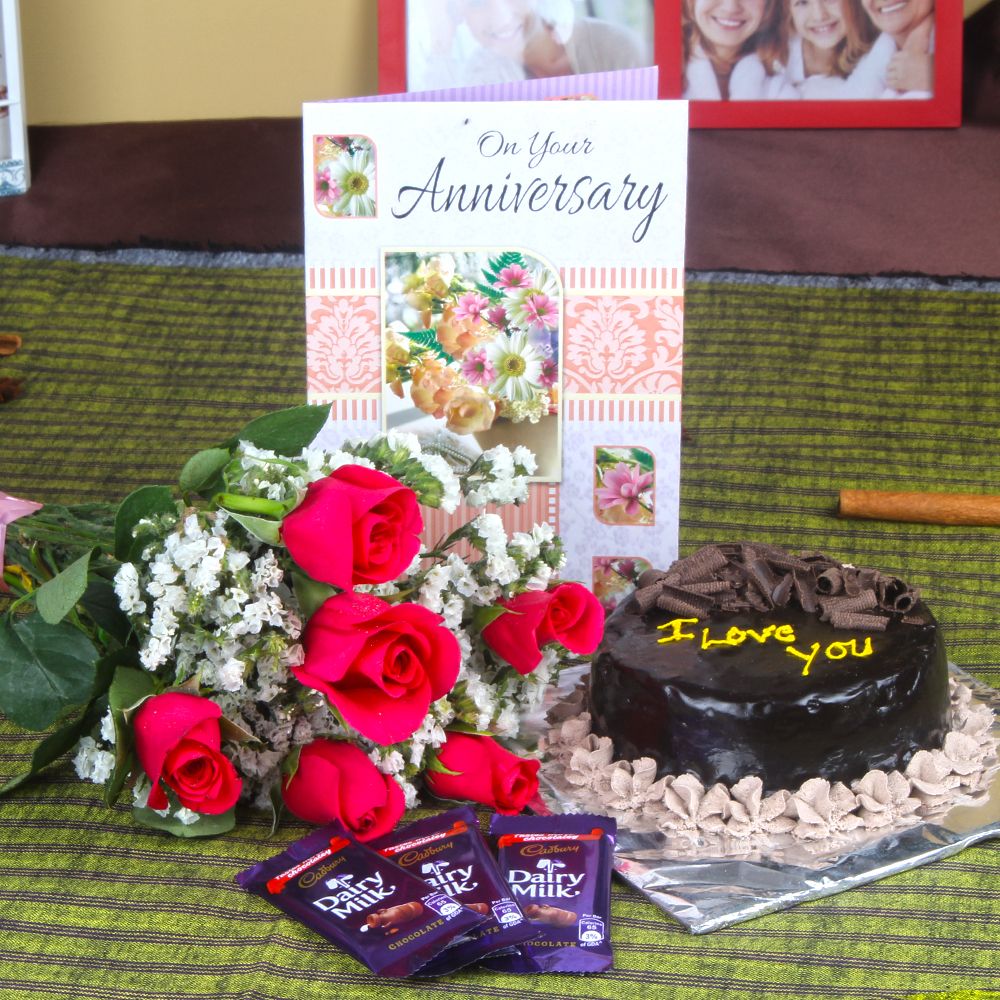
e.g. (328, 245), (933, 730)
(1, 255), (999, 999)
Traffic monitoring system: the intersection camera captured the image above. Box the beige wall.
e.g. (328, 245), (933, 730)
(16, 0), (987, 125)
(20, 0), (379, 125)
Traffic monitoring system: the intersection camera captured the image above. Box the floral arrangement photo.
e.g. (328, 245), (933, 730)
(0, 405), (603, 839)
(383, 250), (561, 477)
(314, 135), (376, 218)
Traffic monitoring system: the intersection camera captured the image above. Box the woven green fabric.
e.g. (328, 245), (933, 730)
(2, 256), (1000, 1000)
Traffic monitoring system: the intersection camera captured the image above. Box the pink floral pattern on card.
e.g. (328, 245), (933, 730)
(306, 295), (381, 394)
(563, 295), (683, 395)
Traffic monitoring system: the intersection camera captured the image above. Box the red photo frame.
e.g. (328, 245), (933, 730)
(378, 0), (960, 128)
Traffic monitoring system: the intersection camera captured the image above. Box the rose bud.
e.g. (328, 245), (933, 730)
(424, 732), (539, 815)
(280, 464), (422, 591)
(133, 692), (242, 815)
(535, 582), (605, 656)
(483, 583), (604, 675)
(294, 592), (461, 745)
(281, 738), (403, 841)
(481, 589), (552, 675)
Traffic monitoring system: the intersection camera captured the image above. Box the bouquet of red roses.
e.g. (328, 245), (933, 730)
(0, 405), (603, 838)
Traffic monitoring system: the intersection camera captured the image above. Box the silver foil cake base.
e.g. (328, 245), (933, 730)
(535, 664), (1000, 934)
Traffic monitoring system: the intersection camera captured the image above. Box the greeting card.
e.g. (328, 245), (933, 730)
(303, 79), (687, 606)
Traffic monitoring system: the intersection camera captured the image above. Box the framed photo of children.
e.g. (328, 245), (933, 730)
(653, 0), (961, 126)
(378, 0), (961, 127)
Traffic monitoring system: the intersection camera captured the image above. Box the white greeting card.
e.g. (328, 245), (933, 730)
(303, 93), (687, 607)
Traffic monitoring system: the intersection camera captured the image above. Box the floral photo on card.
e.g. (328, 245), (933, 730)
(594, 446), (655, 526)
(313, 135), (376, 218)
(383, 249), (562, 480)
(592, 556), (652, 614)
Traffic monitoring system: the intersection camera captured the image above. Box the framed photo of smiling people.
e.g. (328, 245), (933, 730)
(378, 0), (657, 93)
(654, 0), (961, 126)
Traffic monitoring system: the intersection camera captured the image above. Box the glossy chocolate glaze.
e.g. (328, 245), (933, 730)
(590, 600), (950, 792)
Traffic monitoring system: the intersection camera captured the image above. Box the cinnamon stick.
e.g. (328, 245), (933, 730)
(838, 490), (1000, 527)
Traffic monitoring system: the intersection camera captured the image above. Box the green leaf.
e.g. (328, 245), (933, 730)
(474, 281), (504, 302)
(281, 744), (302, 783)
(226, 511), (282, 546)
(445, 721), (493, 737)
(179, 447), (231, 497)
(80, 580), (134, 646)
(108, 665), (156, 715)
(0, 617), (99, 731)
(218, 715), (260, 745)
(268, 783), (286, 836)
(34, 549), (96, 625)
(132, 803), (237, 838)
(292, 571), (336, 620)
(114, 486), (177, 562)
(426, 755), (461, 776)
(473, 604), (516, 633)
(0, 699), (105, 795)
(223, 404), (331, 456)
(402, 328), (455, 365)
(0, 649), (116, 795)
(629, 447), (655, 471)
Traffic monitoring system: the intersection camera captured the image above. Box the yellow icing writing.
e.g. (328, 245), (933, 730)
(656, 618), (699, 643)
(655, 617), (874, 676)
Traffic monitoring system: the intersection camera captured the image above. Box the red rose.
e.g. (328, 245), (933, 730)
(482, 589), (551, 674)
(536, 582), (605, 655)
(281, 464), (423, 590)
(133, 692), (242, 815)
(482, 582), (605, 675)
(294, 592), (461, 745)
(424, 732), (539, 815)
(281, 738), (404, 841)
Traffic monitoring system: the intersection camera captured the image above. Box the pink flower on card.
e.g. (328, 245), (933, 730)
(485, 305), (508, 329)
(461, 347), (496, 386)
(453, 292), (490, 323)
(539, 357), (558, 388)
(596, 463), (653, 519)
(495, 264), (533, 290)
(523, 293), (559, 330)
(315, 167), (341, 206)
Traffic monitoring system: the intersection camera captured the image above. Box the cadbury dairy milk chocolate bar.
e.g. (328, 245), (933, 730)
(372, 806), (537, 975)
(235, 822), (487, 978)
(486, 813), (616, 974)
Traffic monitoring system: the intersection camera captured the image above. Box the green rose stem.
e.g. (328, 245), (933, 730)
(214, 493), (287, 519)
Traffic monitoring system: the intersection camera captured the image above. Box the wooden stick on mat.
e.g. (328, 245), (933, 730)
(838, 490), (1000, 526)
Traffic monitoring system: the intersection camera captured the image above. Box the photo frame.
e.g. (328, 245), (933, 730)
(654, 0), (961, 126)
(378, 0), (656, 95)
(0, 0), (29, 195)
(378, 0), (962, 127)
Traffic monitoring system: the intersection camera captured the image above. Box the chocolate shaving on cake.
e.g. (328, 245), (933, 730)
(771, 572), (794, 608)
(816, 568), (844, 596)
(818, 591), (879, 621)
(655, 585), (715, 618)
(830, 612), (890, 632)
(629, 542), (922, 631)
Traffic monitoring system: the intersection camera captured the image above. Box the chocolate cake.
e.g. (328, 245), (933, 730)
(590, 543), (951, 792)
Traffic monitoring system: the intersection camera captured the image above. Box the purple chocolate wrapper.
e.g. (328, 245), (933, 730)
(235, 822), (487, 978)
(486, 813), (616, 974)
(371, 806), (538, 976)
